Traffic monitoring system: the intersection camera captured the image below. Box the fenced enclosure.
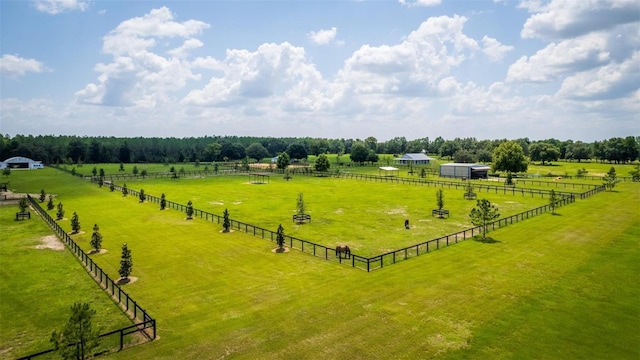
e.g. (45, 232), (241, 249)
(97, 179), (588, 272)
(20, 196), (156, 359)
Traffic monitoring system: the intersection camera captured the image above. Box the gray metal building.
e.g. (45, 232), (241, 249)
(439, 163), (490, 179)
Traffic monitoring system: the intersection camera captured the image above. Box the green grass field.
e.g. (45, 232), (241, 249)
(1, 167), (638, 359)
(0, 203), (135, 359)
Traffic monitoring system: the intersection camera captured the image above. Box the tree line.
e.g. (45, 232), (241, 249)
(1, 134), (638, 165)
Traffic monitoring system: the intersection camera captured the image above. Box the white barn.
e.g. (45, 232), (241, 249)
(440, 163), (490, 179)
(0, 156), (44, 170)
(393, 153), (434, 165)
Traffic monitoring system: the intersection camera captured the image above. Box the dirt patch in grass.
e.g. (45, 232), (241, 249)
(35, 235), (65, 251)
(116, 276), (139, 285)
(271, 247), (290, 253)
(88, 249), (108, 255)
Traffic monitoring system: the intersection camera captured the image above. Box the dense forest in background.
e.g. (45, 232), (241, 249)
(1, 134), (638, 165)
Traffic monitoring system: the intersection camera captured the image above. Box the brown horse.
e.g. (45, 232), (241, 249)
(335, 245), (351, 259)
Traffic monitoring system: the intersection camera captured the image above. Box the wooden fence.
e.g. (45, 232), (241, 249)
(19, 196), (156, 359)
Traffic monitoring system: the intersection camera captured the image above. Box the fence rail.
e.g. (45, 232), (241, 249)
(20, 196), (156, 359)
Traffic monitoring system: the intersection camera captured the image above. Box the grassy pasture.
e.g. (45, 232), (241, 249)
(0, 203), (134, 359)
(108, 175), (549, 257)
(2, 168), (639, 359)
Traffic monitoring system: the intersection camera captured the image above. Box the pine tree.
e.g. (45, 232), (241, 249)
(469, 199), (500, 240)
(548, 189), (560, 215)
(436, 189), (444, 214)
(71, 212), (81, 234)
(119, 243), (133, 280)
(39, 189), (46, 202)
(47, 194), (55, 210)
(122, 183), (128, 197)
(276, 224), (285, 250)
(296, 192), (306, 215)
(139, 189), (146, 203)
(56, 202), (65, 220)
(160, 193), (166, 210)
(223, 208), (230, 232)
(90, 224), (102, 252)
(109, 182), (115, 192)
(18, 197), (28, 213)
(50, 302), (100, 360)
(186, 200), (194, 219)
(603, 166), (620, 191)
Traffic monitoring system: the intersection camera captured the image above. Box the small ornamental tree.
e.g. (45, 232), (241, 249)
(139, 188), (146, 203)
(56, 202), (65, 220)
(223, 208), (231, 232)
(50, 302), (100, 360)
(119, 162), (124, 172)
(122, 183), (128, 197)
(109, 182), (115, 192)
(119, 243), (133, 281)
(18, 197), (28, 213)
(420, 168), (426, 178)
(276, 224), (285, 250)
(91, 167), (97, 176)
(603, 166), (620, 191)
(90, 224), (102, 252)
(47, 194), (55, 210)
(505, 172), (514, 186)
(214, 163), (219, 173)
(99, 168), (105, 177)
(465, 181), (474, 196)
(629, 164), (640, 182)
(71, 212), (81, 234)
(98, 177), (104, 187)
(160, 193), (166, 210)
(186, 200), (194, 220)
(296, 192), (306, 215)
(141, 169), (147, 178)
(435, 189), (444, 216)
(132, 166), (138, 175)
(548, 189), (560, 215)
(469, 199), (500, 240)
(39, 189), (46, 203)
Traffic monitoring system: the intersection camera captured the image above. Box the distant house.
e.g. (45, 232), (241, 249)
(0, 156), (44, 170)
(439, 163), (490, 179)
(393, 153), (434, 165)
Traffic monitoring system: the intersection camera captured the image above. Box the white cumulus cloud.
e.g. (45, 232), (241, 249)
(32, 0), (89, 14)
(0, 54), (48, 78)
(307, 27), (338, 45)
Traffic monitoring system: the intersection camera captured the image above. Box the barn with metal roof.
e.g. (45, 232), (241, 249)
(0, 156), (44, 170)
(439, 163), (490, 179)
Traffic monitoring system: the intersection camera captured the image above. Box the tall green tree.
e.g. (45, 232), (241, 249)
(492, 141), (528, 174)
(276, 152), (290, 171)
(90, 224), (103, 252)
(350, 142), (369, 163)
(50, 302), (100, 360)
(71, 212), (81, 234)
(314, 154), (330, 172)
(469, 199), (500, 240)
(529, 142), (561, 165)
(246, 142), (270, 162)
(119, 243), (133, 281)
(603, 166), (620, 191)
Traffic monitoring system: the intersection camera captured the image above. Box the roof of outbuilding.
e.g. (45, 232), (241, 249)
(396, 153), (434, 161)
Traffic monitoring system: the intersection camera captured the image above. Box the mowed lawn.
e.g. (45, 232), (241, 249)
(0, 204), (134, 359)
(110, 175), (549, 257)
(3, 169), (639, 359)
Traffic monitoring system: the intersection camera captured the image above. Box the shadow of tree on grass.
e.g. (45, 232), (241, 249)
(472, 236), (501, 244)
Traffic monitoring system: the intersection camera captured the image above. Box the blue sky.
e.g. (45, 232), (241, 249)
(1, 0), (638, 142)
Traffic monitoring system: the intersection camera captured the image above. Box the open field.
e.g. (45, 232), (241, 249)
(1, 167), (638, 359)
(0, 203), (135, 359)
